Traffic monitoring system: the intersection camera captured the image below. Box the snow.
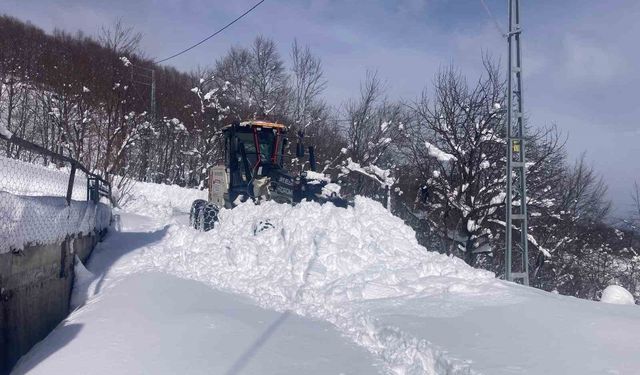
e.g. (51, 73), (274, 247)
(14, 272), (382, 375)
(601, 285), (636, 305)
(0, 155), (88, 199)
(321, 182), (342, 198)
(119, 56), (132, 67)
(425, 141), (457, 162)
(342, 158), (395, 188)
(118, 180), (207, 219)
(0, 123), (12, 139)
(0, 192), (111, 253)
(304, 170), (330, 183)
(203, 88), (218, 101)
(0, 156), (110, 253)
(13, 182), (640, 374)
(70, 255), (97, 310)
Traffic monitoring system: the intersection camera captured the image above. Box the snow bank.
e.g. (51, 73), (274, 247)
(119, 180), (206, 219)
(112, 192), (498, 374)
(601, 285), (636, 305)
(0, 192), (111, 253)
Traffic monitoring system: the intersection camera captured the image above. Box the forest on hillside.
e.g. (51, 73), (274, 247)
(1, 15), (639, 301)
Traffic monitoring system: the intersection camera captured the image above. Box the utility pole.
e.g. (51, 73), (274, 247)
(150, 69), (156, 123)
(505, 0), (529, 285)
(130, 64), (156, 181)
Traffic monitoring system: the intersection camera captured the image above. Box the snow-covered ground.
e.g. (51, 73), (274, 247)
(13, 272), (382, 375)
(13, 181), (640, 374)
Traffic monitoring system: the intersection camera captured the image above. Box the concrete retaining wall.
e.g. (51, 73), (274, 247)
(0, 231), (105, 374)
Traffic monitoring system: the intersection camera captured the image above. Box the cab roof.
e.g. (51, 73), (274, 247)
(222, 120), (287, 131)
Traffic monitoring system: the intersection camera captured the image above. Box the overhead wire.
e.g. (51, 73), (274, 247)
(479, 0), (507, 38)
(154, 0), (266, 64)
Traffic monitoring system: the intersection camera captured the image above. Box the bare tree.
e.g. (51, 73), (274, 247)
(558, 153), (611, 222)
(215, 46), (252, 120)
(331, 71), (408, 204)
(631, 181), (640, 230)
(290, 39), (326, 129)
(248, 36), (288, 117)
(402, 59), (570, 269)
(98, 19), (143, 56)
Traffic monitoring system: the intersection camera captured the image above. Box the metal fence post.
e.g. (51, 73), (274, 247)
(66, 163), (76, 205)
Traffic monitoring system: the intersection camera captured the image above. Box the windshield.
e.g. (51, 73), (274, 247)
(235, 129), (278, 169)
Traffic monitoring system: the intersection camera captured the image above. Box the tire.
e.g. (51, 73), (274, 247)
(190, 199), (207, 229)
(199, 203), (219, 232)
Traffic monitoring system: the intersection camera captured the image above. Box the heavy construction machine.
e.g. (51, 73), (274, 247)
(190, 120), (346, 231)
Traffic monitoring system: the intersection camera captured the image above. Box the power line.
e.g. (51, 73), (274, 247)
(479, 0), (507, 38)
(154, 0), (266, 64)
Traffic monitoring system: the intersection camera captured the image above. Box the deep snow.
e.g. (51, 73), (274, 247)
(13, 272), (382, 375)
(13, 181), (640, 374)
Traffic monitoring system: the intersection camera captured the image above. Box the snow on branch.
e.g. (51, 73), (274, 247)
(425, 141), (457, 163)
(341, 158), (395, 188)
(119, 56), (132, 67)
(0, 123), (13, 139)
(489, 219), (552, 257)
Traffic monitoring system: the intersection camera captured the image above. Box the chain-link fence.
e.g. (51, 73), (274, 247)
(0, 133), (112, 253)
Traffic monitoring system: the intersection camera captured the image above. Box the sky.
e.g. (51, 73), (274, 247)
(1, 0), (639, 216)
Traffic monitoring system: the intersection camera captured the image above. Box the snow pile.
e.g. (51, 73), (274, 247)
(0, 192), (111, 253)
(601, 285), (636, 305)
(114, 193), (500, 374)
(119, 180), (207, 219)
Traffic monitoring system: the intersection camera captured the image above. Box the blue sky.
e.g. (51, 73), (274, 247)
(2, 0), (639, 215)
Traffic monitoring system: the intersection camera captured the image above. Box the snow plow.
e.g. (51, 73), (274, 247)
(190, 120), (346, 231)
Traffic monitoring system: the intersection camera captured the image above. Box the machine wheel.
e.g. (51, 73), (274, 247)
(197, 202), (219, 232)
(190, 199), (207, 229)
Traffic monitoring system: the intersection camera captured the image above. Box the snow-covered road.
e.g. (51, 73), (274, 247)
(12, 182), (640, 374)
(13, 272), (382, 375)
